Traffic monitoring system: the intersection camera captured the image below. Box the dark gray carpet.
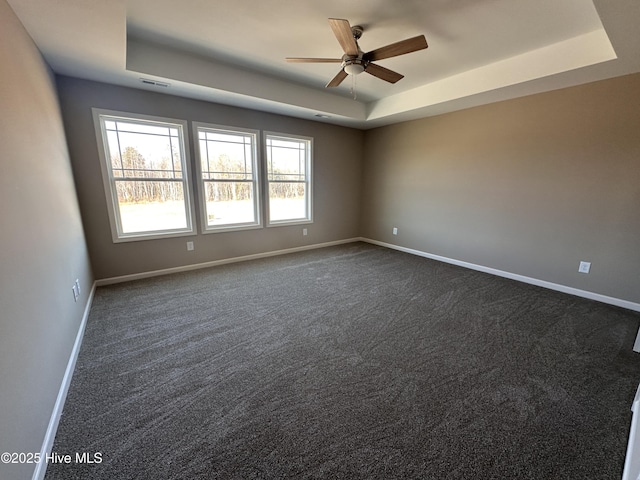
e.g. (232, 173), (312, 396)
(45, 242), (640, 479)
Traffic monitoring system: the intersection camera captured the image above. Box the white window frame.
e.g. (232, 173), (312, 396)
(192, 123), (261, 233)
(93, 109), (196, 242)
(264, 132), (313, 226)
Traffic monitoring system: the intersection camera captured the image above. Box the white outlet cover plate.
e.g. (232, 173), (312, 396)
(579, 261), (591, 273)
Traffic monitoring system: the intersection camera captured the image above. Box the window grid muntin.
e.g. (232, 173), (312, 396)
(105, 118), (183, 180)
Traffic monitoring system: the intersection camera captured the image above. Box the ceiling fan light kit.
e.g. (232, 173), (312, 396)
(343, 59), (365, 76)
(286, 18), (428, 89)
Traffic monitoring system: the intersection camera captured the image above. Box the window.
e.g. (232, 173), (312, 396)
(193, 124), (260, 232)
(93, 110), (195, 242)
(264, 133), (313, 225)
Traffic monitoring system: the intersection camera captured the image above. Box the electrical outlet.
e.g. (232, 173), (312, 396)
(186, 241), (194, 251)
(72, 284), (79, 302)
(392, 227), (398, 235)
(75, 279), (81, 294)
(303, 228), (308, 236)
(578, 261), (591, 274)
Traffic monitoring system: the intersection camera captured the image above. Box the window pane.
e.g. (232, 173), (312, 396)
(204, 131), (249, 144)
(108, 121), (171, 137)
(107, 130), (122, 171)
(269, 183), (306, 222)
(267, 138), (304, 150)
(267, 144), (305, 181)
(204, 181), (255, 226)
(200, 140), (252, 180)
(115, 180), (187, 233)
(109, 131), (182, 179)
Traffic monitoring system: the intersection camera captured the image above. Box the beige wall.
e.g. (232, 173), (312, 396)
(56, 77), (364, 280)
(0, 1), (94, 479)
(56, 73), (640, 301)
(361, 73), (640, 304)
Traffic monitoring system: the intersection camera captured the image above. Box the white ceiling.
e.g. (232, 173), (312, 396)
(7, 0), (640, 129)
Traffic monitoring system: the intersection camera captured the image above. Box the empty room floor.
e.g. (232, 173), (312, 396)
(45, 243), (640, 479)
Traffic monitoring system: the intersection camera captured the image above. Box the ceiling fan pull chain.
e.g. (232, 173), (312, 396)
(351, 73), (357, 100)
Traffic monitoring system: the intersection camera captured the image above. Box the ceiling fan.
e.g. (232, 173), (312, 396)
(286, 18), (428, 88)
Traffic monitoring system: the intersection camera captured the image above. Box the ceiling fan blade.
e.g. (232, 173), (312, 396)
(286, 58), (343, 63)
(326, 69), (348, 88)
(364, 35), (428, 62)
(329, 18), (358, 56)
(365, 63), (404, 84)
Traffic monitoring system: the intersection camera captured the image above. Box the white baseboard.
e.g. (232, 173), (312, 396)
(32, 282), (96, 480)
(360, 237), (640, 314)
(96, 238), (361, 286)
(623, 383), (640, 480)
